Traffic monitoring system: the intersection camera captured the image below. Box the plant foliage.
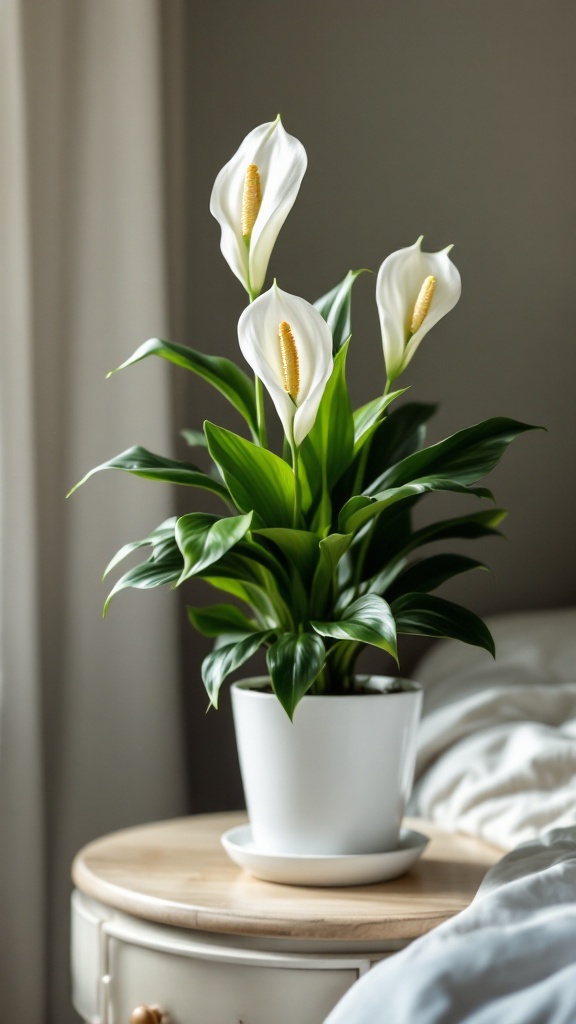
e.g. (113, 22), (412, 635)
(70, 121), (539, 718)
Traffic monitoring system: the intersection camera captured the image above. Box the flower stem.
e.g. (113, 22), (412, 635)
(291, 441), (302, 528)
(246, 287), (268, 448)
(255, 375), (268, 448)
(352, 436), (370, 495)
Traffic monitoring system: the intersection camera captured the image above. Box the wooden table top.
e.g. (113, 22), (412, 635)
(72, 812), (503, 942)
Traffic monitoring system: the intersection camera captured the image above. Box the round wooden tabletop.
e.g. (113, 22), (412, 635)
(72, 812), (502, 942)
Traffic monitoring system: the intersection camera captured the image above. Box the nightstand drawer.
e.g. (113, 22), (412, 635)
(106, 932), (365, 1024)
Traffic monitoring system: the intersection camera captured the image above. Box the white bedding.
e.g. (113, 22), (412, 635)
(325, 825), (576, 1024)
(411, 607), (576, 849)
(325, 608), (576, 1023)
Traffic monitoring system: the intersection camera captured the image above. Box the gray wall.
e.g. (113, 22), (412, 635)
(163, 0), (576, 809)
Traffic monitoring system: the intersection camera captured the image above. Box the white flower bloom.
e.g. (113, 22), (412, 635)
(210, 118), (307, 298)
(238, 283), (333, 446)
(376, 237), (462, 382)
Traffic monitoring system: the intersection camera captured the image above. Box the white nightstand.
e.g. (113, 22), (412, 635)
(71, 813), (501, 1024)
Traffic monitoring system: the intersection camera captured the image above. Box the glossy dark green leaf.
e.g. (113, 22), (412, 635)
(354, 506), (506, 592)
(202, 631), (274, 708)
(353, 388), (408, 455)
(312, 594), (398, 661)
(234, 537), (310, 625)
(313, 269), (369, 353)
(68, 446), (230, 502)
(361, 558), (408, 601)
(377, 418), (538, 492)
(201, 548), (286, 586)
(103, 547), (183, 615)
(299, 342), (354, 520)
(103, 517), (178, 577)
(232, 536), (292, 578)
(386, 554), (488, 601)
(200, 551), (295, 629)
(205, 421), (296, 528)
(392, 592), (495, 657)
(339, 480), (494, 536)
(176, 512), (253, 581)
(362, 403), (437, 493)
(318, 533), (354, 578)
(310, 533), (353, 616)
(187, 603), (257, 637)
(108, 337), (258, 435)
(333, 402), (436, 512)
(254, 529), (320, 582)
(266, 633), (326, 720)
(354, 499), (419, 585)
(406, 508), (508, 552)
(200, 574), (281, 626)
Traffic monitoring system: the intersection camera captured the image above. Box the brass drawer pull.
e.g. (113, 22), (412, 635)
(130, 1007), (168, 1024)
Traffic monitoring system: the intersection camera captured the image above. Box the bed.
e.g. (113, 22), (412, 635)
(325, 607), (576, 1023)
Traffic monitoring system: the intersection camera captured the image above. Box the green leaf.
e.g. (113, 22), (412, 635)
(312, 594), (398, 661)
(310, 533), (353, 616)
(176, 512), (253, 581)
(200, 550), (296, 629)
(313, 269), (369, 353)
(235, 538), (310, 625)
(187, 603), (257, 637)
(181, 429), (209, 449)
(353, 389), (408, 455)
(205, 422), (296, 528)
(376, 418), (538, 492)
(299, 341), (354, 524)
(386, 554), (488, 601)
(352, 499), (419, 585)
(233, 537), (292, 578)
(68, 446), (230, 502)
(362, 403), (438, 492)
(353, 506), (506, 592)
(392, 592), (495, 657)
(361, 558), (408, 601)
(103, 517), (178, 577)
(103, 546), (183, 615)
(339, 480), (494, 536)
(202, 631), (274, 708)
(333, 402), (436, 512)
(108, 337), (258, 436)
(254, 529), (320, 582)
(266, 633), (326, 720)
(200, 574), (280, 626)
(406, 508), (508, 552)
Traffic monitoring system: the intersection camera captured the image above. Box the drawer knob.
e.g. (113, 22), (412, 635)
(130, 1007), (167, 1024)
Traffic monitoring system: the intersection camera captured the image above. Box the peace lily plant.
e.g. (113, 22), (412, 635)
(72, 117), (536, 721)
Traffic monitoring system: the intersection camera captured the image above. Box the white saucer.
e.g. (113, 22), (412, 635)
(221, 825), (429, 887)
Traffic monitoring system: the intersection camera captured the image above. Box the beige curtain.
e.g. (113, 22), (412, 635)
(0, 2), (187, 1021)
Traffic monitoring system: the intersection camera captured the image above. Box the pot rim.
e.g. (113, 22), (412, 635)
(231, 675), (422, 700)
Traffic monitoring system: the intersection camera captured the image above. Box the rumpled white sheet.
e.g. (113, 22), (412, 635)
(411, 607), (576, 849)
(326, 608), (576, 1024)
(325, 826), (576, 1024)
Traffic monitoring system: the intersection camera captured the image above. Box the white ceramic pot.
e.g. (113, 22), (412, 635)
(231, 676), (423, 856)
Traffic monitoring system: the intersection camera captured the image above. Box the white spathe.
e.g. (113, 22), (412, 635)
(210, 118), (307, 297)
(238, 282), (333, 446)
(376, 237), (462, 382)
